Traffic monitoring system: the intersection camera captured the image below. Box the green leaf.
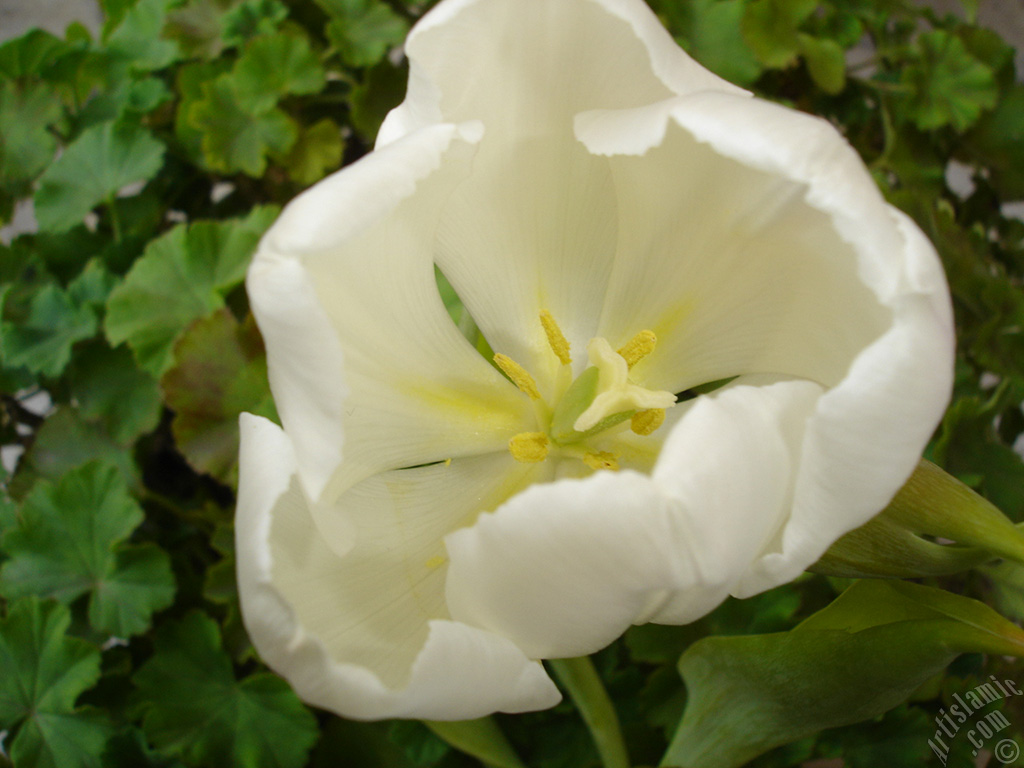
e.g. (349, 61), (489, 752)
(0, 461), (175, 637)
(900, 30), (998, 132)
(0, 29), (69, 80)
(221, 0), (289, 48)
(0, 598), (113, 768)
(280, 118), (344, 185)
(798, 33), (846, 94)
(233, 31), (325, 112)
(425, 719), (527, 768)
(323, 0), (409, 68)
(813, 460), (1024, 577)
(164, 0), (230, 59)
(662, 580), (1024, 768)
(962, 84), (1024, 199)
(132, 611), (319, 768)
(161, 308), (277, 485)
(9, 408), (140, 498)
(349, 58), (407, 141)
(741, 0), (817, 69)
(1, 283), (97, 378)
(189, 74), (297, 175)
(0, 84), (62, 195)
(70, 341), (162, 444)
(103, 0), (182, 71)
(104, 206), (278, 376)
(669, 0), (762, 87)
(34, 121), (165, 233)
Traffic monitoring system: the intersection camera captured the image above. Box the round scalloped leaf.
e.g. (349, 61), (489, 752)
(0, 461), (175, 637)
(132, 611), (319, 768)
(0, 598), (114, 768)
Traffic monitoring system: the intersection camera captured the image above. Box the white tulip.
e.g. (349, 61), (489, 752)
(236, 0), (954, 720)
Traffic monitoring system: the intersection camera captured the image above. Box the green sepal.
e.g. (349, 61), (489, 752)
(424, 717), (527, 768)
(812, 459), (1024, 578)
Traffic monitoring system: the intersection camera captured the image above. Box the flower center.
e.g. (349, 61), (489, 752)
(496, 312), (677, 471)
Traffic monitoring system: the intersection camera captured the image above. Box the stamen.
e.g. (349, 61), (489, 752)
(617, 330), (657, 369)
(494, 353), (541, 399)
(583, 451), (619, 471)
(631, 409), (666, 436)
(540, 310), (572, 365)
(509, 432), (549, 462)
(425, 555), (447, 569)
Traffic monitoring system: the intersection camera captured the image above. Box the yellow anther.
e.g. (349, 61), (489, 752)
(540, 310), (572, 365)
(425, 555), (447, 569)
(631, 408), (666, 436)
(509, 432), (550, 463)
(494, 353), (541, 399)
(583, 451), (619, 471)
(617, 330), (657, 369)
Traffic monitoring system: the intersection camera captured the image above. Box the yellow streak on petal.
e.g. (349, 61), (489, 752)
(540, 310), (572, 365)
(617, 330), (657, 369)
(583, 451), (619, 471)
(494, 353), (541, 400)
(631, 408), (666, 436)
(509, 432), (550, 463)
(425, 555), (447, 569)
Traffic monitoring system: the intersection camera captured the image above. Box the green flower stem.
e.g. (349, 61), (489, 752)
(425, 716), (528, 768)
(548, 656), (631, 768)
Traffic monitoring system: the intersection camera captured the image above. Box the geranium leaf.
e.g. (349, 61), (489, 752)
(900, 30), (998, 131)
(132, 611), (319, 768)
(0, 598), (114, 768)
(322, 0), (408, 68)
(9, 407), (140, 497)
(34, 121), (165, 233)
(798, 33), (846, 95)
(668, 0), (762, 87)
(221, 0), (289, 48)
(0, 461), (174, 637)
(740, 0), (817, 69)
(161, 308), (276, 485)
(0, 83), (62, 195)
(104, 206), (278, 376)
(69, 341), (162, 444)
(663, 580), (1024, 768)
(0, 283), (97, 378)
(103, 0), (182, 71)
(189, 74), (297, 175)
(233, 31), (325, 112)
(280, 118), (344, 185)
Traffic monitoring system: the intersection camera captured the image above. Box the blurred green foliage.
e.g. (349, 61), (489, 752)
(1, 0), (1024, 766)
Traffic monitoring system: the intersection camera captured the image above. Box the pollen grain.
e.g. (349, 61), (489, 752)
(631, 408), (666, 436)
(540, 310), (572, 365)
(509, 432), (550, 463)
(617, 330), (657, 369)
(494, 353), (541, 399)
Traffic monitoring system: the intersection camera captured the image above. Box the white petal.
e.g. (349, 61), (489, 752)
(445, 469), (693, 660)
(236, 414), (560, 720)
(380, 0), (743, 385)
(378, 0), (742, 146)
(445, 380), (821, 658)
(577, 93), (901, 395)
(733, 211), (955, 595)
(574, 92), (953, 596)
(250, 123), (534, 519)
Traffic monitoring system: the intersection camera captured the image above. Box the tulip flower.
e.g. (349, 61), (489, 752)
(236, 0), (954, 720)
